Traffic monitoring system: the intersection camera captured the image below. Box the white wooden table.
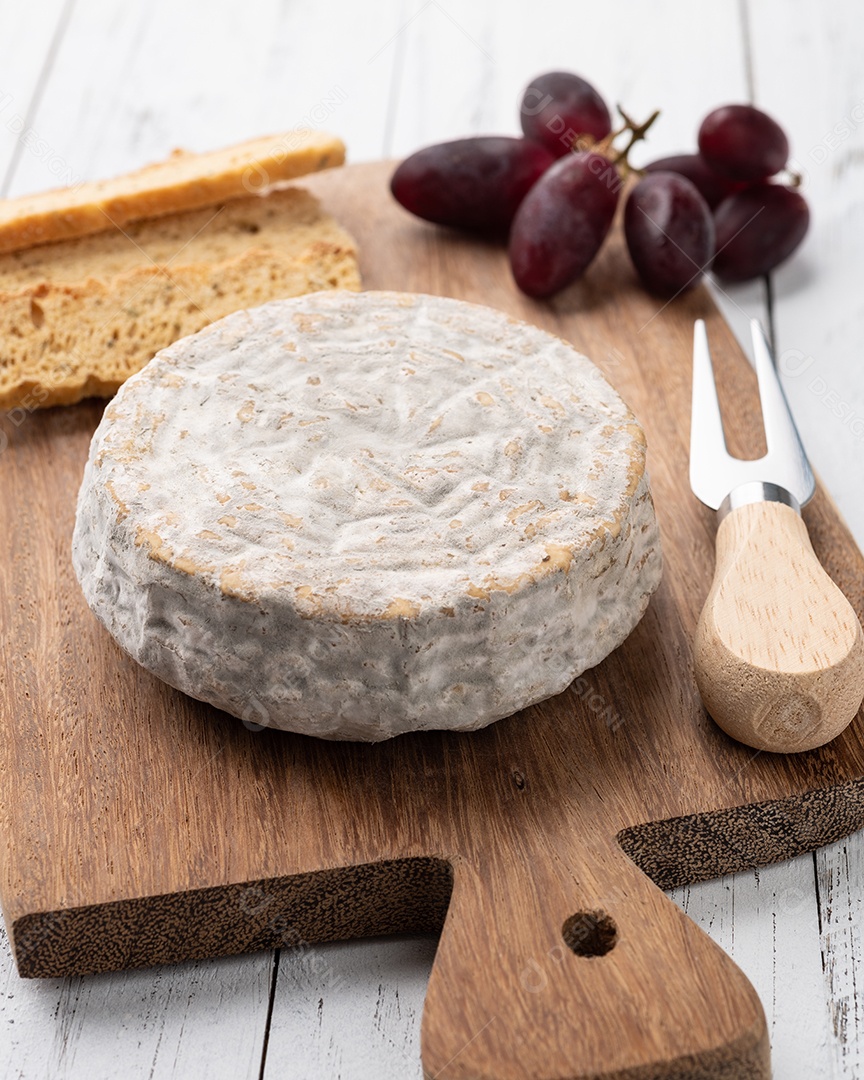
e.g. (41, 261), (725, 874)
(1, 1), (862, 1076)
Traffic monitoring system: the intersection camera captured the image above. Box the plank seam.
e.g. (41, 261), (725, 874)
(258, 948), (280, 1080)
(0, 0), (77, 197)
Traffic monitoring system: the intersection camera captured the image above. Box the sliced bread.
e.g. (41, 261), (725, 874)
(0, 186), (360, 410)
(0, 130), (345, 255)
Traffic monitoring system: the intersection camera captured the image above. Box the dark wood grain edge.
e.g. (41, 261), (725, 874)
(549, 1030), (770, 1080)
(14, 779), (864, 979)
(617, 778), (864, 891)
(11, 856), (453, 979)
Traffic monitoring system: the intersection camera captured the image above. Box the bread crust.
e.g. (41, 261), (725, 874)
(0, 130), (345, 254)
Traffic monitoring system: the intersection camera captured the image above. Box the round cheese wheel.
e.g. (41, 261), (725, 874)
(73, 291), (662, 740)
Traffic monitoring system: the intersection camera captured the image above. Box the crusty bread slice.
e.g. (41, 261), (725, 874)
(0, 186), (360, 410)
(0, 130), (344, 255)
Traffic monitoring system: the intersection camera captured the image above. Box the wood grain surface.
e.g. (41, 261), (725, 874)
(2, 159), (864, 1080)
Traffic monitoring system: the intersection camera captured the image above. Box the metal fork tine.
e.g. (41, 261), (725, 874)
(749, 319), (816, 504)
(691, 318), (816, 509)
(690, 319), (733, 496)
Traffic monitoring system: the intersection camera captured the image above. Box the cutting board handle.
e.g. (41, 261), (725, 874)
(420, 838), (770, 1079)
(694, 500), (864, 753)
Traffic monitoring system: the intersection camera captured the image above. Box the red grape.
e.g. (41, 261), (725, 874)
(698, 105), (789, 182)
(712, 184), (809, 282)
(644, 153), (745, 209)
(390, 137), (554, 233)
(520, 71), (612, 158)
(624, 173), (715, 296)
(509, 151), (620, 298)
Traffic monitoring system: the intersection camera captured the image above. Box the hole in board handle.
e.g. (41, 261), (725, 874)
(562, 910), (617, 957)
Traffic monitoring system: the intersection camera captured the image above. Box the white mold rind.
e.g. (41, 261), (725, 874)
(73, 291), (662, 741)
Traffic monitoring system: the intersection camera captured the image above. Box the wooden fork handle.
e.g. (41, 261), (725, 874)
(694, 498), (864, 752)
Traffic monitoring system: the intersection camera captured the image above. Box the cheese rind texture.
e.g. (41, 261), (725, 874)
(73, 291), (662, 740)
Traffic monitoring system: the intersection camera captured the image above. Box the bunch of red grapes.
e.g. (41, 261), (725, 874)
(390, 71), (809, 300)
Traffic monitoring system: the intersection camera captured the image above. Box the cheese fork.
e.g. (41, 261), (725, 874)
(690, 318), (864, 753)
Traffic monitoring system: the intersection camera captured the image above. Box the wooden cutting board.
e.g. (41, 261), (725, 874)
(2, 160), (863, 1080)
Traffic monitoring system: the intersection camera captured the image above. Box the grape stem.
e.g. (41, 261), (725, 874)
(568, 106), (661, 181)
(589, 122), (629, 158)
(612, 106), (661, 171)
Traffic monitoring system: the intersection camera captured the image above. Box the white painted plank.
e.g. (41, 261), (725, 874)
(7, 0), (406, 199)
(0, 923), (273, 1080)
(746, 0), (864, 547)
(815, 836), (864, 1077)
(263, 935), (437, 1080)
(0, 0), (70, 194)
(388, 0), (750, 157)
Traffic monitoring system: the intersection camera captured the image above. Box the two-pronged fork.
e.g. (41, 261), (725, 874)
(690, 318), (864, 753)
